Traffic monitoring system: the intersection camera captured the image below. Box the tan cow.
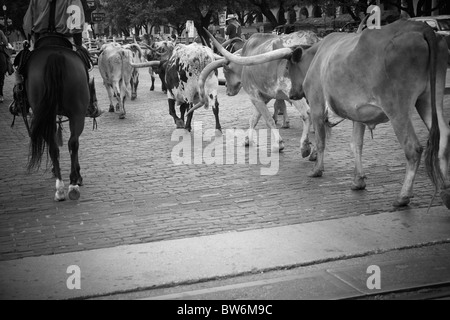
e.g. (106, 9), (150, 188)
(205, 20), (450, 209)
(98, 42), (133, 119)
(193, 30), (320, 156)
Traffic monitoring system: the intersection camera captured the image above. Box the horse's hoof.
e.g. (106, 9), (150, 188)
(393, 197), (411, 207)
(54, 192), (66, 202)
(282, 122), (290, 129)
(351, 182), (366, 191)
(109, 105), (115, 113)
(77, 177), (84, 186)
(308, 170), (323, 178)
(119, 113), (126, 119)
(440, 189), (450, 209)
(68, 185), (81, 201)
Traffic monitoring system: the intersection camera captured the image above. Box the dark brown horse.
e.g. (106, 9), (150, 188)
(26, 41), (92, 201)
(0, 47), (9, 103)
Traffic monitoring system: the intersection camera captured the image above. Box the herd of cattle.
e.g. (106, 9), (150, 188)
(93, 19), (450, 210)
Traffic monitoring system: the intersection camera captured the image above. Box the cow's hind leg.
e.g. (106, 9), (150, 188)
(273, 100), (289, 129)
(119, 95), (126, 119)
(273, 100), (290, 129)
(416, 89), (450, 208)
(351, 121), (367, 190)
(105, 84), (115, 112)
(246, 106), (262, 147)
(392, 118), (423, 207)
(181, 103), (193, 132)
(213, 99), (222, 132)
(150, 71), (155, 91)
(251, 99), (284, 152)
(169, 99), (184, 128)
(293, 99), (315, 160)
(309, 101), (327, 178)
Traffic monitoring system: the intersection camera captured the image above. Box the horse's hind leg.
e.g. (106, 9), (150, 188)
(49, 142), (65, 201)
(68, 116), (85, 200)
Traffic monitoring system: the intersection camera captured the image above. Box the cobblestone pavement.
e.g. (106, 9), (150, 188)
(0, 66), (449, 262)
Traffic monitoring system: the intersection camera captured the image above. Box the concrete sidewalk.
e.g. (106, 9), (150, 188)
(1, 206), (450, 300)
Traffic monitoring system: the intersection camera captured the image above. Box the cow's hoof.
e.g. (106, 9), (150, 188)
(282, 122), (290, 129)
(309, 150), (318, 162)
(301, 144), (311, 159)
(175, 119), (185, 129)
(351, 179), (366, 191)
(109, 105), (115, 113)
(440, 189), (450, 209)
(68, 185), (80, 201)
(272, 141), (285, 152)
(393, 196), (411, 207)
(308, 169), (323, 178)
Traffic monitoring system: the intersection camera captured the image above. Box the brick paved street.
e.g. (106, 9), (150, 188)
(0, 65), (449, 262)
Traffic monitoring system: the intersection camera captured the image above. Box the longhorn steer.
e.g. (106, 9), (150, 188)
(165, 43), (221, 131)
(211, 20), (450, 208)
(122, 43), (146, 101)
(98, 42), (134, 119)
(142, 40), (176, 93)
(131, 43), (221, 131)
(194, 30), (320, 155)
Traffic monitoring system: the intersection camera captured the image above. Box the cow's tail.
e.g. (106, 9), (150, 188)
(423, 27), (445, 192)
(120, 50), (131, 99)
(28, 53), (65, 171)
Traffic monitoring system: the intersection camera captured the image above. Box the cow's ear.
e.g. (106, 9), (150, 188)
(291, 47), (303, 64)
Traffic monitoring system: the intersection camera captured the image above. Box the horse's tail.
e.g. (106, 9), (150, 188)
(423, 26), (445, 191)
(28, 53), (65, 171)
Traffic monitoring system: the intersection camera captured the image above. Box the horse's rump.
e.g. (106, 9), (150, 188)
(26, 46), (89, 170)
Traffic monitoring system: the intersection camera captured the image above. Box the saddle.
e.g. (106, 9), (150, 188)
(17, 34), (93, 76)
(10, 34), (94, 126)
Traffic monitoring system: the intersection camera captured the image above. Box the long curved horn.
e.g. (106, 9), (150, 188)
(190, 59), (227, 115)
(221, 37), (244, 49)
(187, 101), (204, 116)
(204, 28), (293, 65)
(130, 61), (161, 68)
(356, 14), (370, 34)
